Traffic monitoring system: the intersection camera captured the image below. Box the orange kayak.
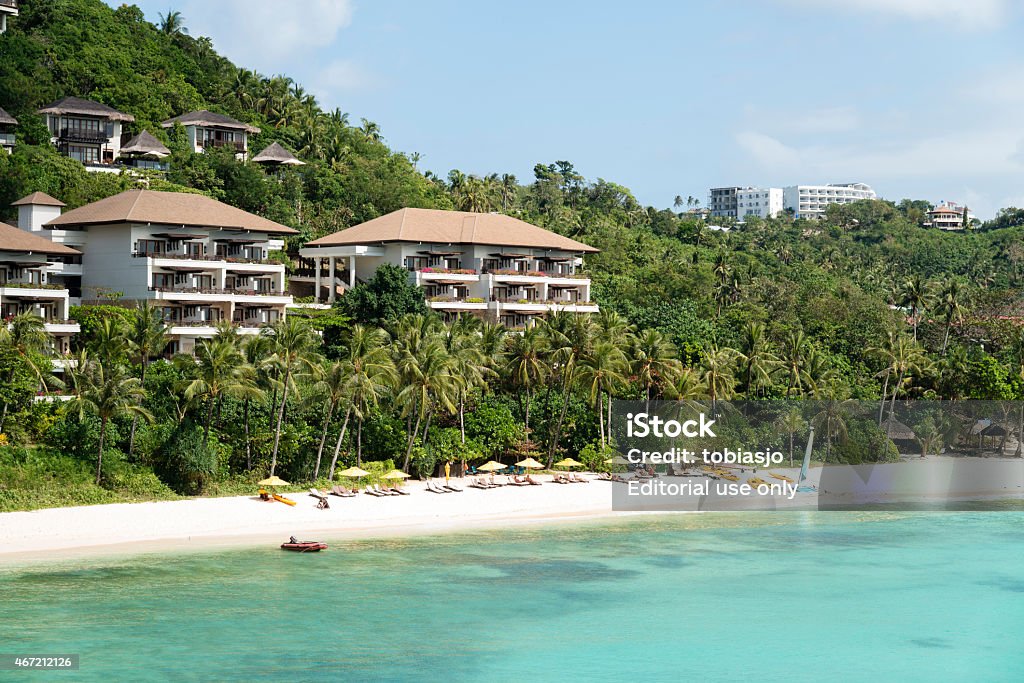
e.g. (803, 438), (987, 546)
(272, 494), (296, 506)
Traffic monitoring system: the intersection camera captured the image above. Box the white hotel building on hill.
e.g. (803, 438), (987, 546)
(711, 182), (877, 220)
(299, 208), (599, 328)
(19, 189), (295, 355)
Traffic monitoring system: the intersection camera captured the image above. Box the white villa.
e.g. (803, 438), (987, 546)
(298, 208), (599, 327)
(924, 202), (974, 231)
(161, 110), (260, 159)
(3, 193), (81, 359)
(30, 189), (295, 355)
(37, 96), (135, 170)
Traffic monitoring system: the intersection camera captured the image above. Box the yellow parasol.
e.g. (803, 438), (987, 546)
(515, 457), (544, 470)
(554, 458), (584, 469)
(477, 461), (507, 472)
(337, 467), (370, 478)
(382, 470), (411, 479)
(604, 455), (631, 465)
(258, 476), (290, 486)
(444, 461), (451, 483)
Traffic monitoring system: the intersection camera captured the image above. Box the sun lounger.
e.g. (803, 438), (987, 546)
(468, 479), (489, 490)
(525, 475), (542, 486)
(374, 484), (399, 496)
(330, 485), (356, 497)
(443, 483), (463, 492)
(387, 485), (411, 495)
(363, 486), (384, 497)
(426, 481), (449, 493)
(569, 473), (589, 483)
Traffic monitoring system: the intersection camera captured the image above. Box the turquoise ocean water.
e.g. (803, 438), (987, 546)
(3, 510), (1023, 682)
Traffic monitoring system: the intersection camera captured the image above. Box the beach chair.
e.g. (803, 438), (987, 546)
(426, 480), (449, 493)
(388, 484), (411, 495)
(443, 482), (463, 492)
(330, 485), (356, 497)
(363, 485), (384, 497)
(468, 478), (489, 490)
(570, 473), (589, 483)
(525, 475), (542, 486)
(375, 484), (399, 496)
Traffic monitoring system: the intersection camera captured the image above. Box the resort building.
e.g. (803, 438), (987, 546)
(924, 202), (974, 231)
(736, 187), (784, 220)
(37, 96), (135, 170)
(709, 187), (745, 219)
(0, 0), (17, 34)
(298, 208), (599, 327)
(782, 182), (876, 219)
(0, 106), (16, 153)
(3, 194), (81, 360)
(26, 189), (295, 355)
(161, 110), (260, 159)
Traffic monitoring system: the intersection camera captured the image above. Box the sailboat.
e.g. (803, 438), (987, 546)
(796, 426), (817, 493)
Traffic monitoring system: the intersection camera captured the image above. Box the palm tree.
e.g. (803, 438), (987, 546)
(326, 325), (396, 478)
(88, 317), (129, 367)
(577, 342), (627, 447)
(737, 321), (777, 397)
(935, 280), (964, 355)
(0, 312), (57, 430)
(700, 344), (737, 415)
(446, 323), (493, 443)
(630, 329), (681, 409)
(810, 390), (851, 463)
(396, 339), (457, 472)
(240, 334), (274, 471)
(870, 333), (928, 426)
(69, 359), (153, 484)
(504, 326), (547, 432)
(898, 275), (932, 341)
(126, 303), (169, 455)
(779, 330), (811, 397)
(177, 338), (257, 447)
(263, 318), (321, 476)
(158, 9), (188, 35)
(777, 408), (806, 467)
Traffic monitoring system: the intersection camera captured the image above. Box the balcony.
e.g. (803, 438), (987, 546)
(199, 139), (245, 152)
(0, 132), (14, 146)
(149, 286), (285, 297)
(426, 296), (487, 311)
(134, 252), (275, 266)
(0, 1), (18, 9)
(44, 321), (81, 335)
(58, 127), (109, 144)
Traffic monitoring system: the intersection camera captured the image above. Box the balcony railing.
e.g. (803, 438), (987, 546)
(149, 286), (283, 296)
(418, 267), (477, 275)
(0, 282), (65, 290)
(0, 133), (15, 146)
(133, 252), (272, 264)
(0, 1), (18, 9)
(58, 127), (109, 143)
(199, 139), (245, 152)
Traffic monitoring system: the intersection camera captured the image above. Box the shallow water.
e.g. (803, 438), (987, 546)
(3, 512), (1023, 681)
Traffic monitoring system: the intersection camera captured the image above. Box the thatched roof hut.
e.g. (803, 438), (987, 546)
(36, 96), (135, 122)
(251, 141), (304, 166)
(121, 130), (170, 158)
(884, 418), (916, 441)
(0, 106), (17, 126)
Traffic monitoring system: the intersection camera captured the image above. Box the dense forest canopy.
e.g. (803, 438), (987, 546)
(3, 0), (1024, 509)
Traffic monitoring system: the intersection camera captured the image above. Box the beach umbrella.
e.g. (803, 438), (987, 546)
(477, 461), (507, 472)
(515, 457), (544, 470)
(338, 467), (370, 478)
(258, 476), (290, 486)
(554, 458), (584, 469)
(382, 470), (411, 479)
(445, 461), (451, 483)
(604, 455), (630, 465)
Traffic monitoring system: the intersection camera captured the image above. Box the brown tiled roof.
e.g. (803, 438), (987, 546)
(0, 106), (17, 126)
(36, 96), (135, 122)
(306, 208), (599, 253)
(45, 189), (297, 235)
(12, 192), (66, 207)
(161, 110), (260, 134)
(0, 222), (80, 256)
(121, 130), (170, 157)
(252, 141), (304, 166)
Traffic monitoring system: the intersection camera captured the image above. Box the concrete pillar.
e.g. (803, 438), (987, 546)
(314, 257), (322, 302)
(349, 256), (356, 287)
(328, 257), (336, 303)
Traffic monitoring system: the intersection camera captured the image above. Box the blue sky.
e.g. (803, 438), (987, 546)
(110, 0), (1024, 217)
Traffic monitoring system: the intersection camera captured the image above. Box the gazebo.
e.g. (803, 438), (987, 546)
(251, 141), (305, 167)
(120, 130), (170, 170)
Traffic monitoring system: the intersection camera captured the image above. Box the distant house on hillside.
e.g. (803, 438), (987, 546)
(924, 202), (974, 231)
(252, 142), (304, 168)
(0, 0), (18, 34)
(161, 110), (260, 159)
(0, 106), (16, 153)
(37, 96), (135, 171)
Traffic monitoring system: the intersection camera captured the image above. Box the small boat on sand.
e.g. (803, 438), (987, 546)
(281, 537), (327, 552)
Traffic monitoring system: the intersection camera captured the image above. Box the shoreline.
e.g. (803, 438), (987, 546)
(2, 456), (1022, 565)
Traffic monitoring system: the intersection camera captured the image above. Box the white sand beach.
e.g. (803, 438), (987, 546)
(1, 457), (1021, 563)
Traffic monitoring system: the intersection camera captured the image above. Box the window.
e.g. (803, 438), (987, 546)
(67, 144), (100, 163)
(137, 239), (164, 255)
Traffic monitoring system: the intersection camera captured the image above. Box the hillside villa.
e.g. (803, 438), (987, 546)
(161, 110), (260, 160)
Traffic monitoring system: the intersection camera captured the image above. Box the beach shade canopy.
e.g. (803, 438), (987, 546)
(516, 457), (545, 469)
(258, 476), (289, 486)
(338, 467), (370, 478)
(382, 470), (411, 479)
(477, 461), (507, 472)
(554, 458), (584, 469)
(604, 455), (631, 465)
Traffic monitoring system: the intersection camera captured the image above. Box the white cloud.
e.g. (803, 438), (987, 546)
(309, 59), (377, 105)
(780, 0), (1007, 29)
(176, 0), (355, 73)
